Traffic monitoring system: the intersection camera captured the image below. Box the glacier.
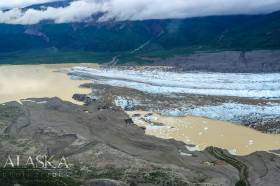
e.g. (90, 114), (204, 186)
(69, 66), (280, 98)
(68, 66), (280, 130)
(160, 103), (280, 123)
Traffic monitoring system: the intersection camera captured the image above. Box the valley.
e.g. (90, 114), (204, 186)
(0, 63), (279, 185)
(0, 0), (280, 185)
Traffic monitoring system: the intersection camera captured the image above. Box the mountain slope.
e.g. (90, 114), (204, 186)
(0, 11), (279, 53)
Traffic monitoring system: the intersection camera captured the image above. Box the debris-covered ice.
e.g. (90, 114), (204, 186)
(161, 103), (280, 123)
(69, 67), (280, 130)
(69, 66), (280, 98)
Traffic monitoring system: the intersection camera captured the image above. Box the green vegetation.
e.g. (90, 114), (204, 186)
(0, 168), (80, 186)
(72, 166), (193, 185)
(0, 47), (204, 65)
(0, 46), (236, 65)
(0, 104), (23, 122)
(0, 166), (197, 186)
(0, 50), (116, 65)
(207, 147), (249, 186)
(0, 11), (279, 65)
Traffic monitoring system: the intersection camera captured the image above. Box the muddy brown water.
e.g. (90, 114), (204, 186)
(127, 111), (280, 156)
(0, 64), (96, 105)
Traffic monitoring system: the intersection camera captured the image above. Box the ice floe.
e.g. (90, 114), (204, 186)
(114, 96), (140, 110)
(185, 145), (202, 152)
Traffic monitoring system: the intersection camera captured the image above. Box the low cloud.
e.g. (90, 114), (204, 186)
(0, 0), (280, 25)
(0, 0), (58, 9)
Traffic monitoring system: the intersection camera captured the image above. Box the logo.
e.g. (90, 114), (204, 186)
(0, 155), (73, 186)
(2, 155), (70, 169)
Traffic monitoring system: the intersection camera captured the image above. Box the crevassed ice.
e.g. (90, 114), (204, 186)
(69, 67), (280, 98)
(161, 103), (280, 122)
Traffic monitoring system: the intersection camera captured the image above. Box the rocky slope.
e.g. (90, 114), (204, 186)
(149, 50), (280, 73)
(0, 98), (279, 185)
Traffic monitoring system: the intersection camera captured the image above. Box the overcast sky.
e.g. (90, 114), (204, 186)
(0, 0), (280, 24)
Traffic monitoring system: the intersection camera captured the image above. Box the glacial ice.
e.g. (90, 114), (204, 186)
(161, 103), (280, 123)
(114, 96), (140, 110)
(69, 67), (280, 98)
(69, 67), (280, 123)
